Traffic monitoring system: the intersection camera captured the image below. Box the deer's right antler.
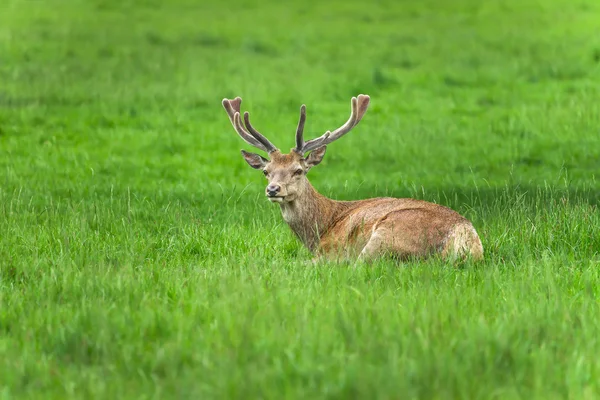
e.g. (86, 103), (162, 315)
(294, 94), (370, 155)
(222, 97), (278, 154)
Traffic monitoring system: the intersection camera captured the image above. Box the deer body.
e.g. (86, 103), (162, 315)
(222, 95), (483, 262)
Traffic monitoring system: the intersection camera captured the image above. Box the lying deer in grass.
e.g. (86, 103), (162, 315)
(222, 94), (483, 262)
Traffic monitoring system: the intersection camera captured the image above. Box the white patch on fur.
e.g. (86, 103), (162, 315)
(444, 224), (481, 260)
(280, 203), (297, 223)
(358, 230), (382, 260)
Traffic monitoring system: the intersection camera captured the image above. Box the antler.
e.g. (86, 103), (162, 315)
(294, 94), (370, 155)
(222, 97), (278, 154)
(295, 104), (306, 152)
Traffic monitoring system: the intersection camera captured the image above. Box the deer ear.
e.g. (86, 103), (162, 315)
(305, 146), (327, 170)
(241, 150), (268, 170)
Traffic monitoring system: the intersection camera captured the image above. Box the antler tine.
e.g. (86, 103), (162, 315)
(242, 112), (277, 153)
(354, 94), (370, 124)
(222, 97), (276, 153)
(294, 104), (306, 153)
(300, 94), (370, 154)
(222, 97), (245, 129)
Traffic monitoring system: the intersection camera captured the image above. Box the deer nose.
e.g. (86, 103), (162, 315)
(266, 184), (281, 197)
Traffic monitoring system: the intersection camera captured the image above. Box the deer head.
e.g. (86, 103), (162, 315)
(222, 95), (370, 203)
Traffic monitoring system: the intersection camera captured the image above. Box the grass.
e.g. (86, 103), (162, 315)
(1, 0), (600, 398)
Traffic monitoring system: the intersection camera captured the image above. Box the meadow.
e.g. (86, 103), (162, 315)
(1, 0), (600, 398)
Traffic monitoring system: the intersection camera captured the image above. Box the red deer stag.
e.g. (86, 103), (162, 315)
(222, 95), (483, 262)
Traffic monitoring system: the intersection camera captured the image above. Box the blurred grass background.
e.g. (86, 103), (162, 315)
(1, 0), (600, 398)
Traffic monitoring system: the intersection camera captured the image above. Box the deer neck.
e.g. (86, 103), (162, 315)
(279, 182), (343, 252)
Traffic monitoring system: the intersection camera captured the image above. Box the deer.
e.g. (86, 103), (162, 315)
(221, 94), (484, 263)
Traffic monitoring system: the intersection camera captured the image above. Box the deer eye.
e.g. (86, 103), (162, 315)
(293, 169), (304, 176)
(263, 170), (269, 177)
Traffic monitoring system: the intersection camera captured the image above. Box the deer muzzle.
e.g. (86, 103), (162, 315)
(266, 183), (286, 203)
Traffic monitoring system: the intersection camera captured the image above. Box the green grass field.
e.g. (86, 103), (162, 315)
(1, 0), (600, 398)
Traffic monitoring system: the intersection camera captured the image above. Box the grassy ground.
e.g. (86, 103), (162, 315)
(1, 0), (600, 398)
